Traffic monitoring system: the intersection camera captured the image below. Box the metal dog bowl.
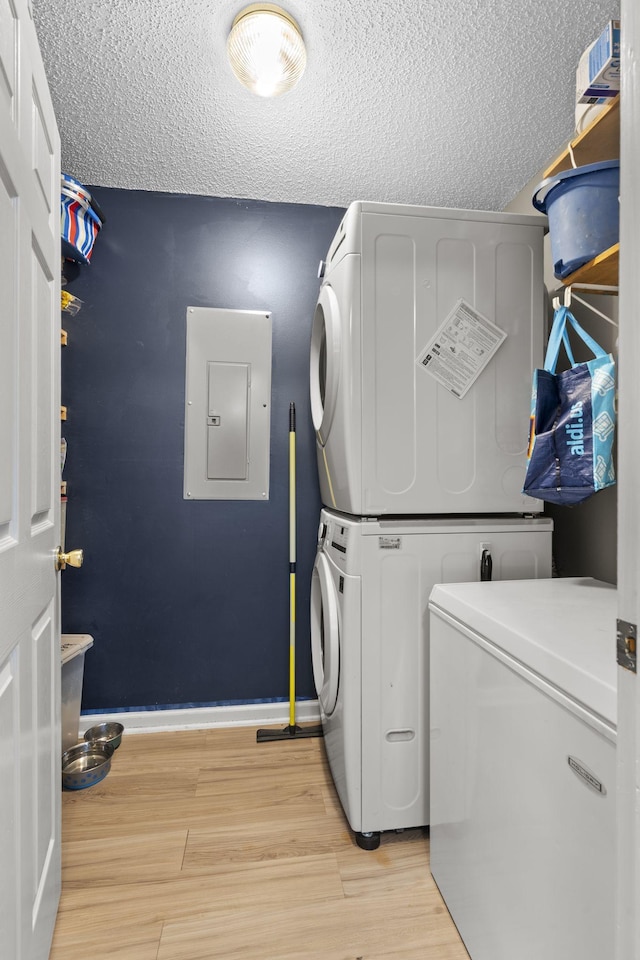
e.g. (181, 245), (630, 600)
(62, 740), (114, 790)
(83, 721), (124, 750)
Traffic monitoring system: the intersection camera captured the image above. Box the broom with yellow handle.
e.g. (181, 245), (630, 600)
(257, 403), (323, 742)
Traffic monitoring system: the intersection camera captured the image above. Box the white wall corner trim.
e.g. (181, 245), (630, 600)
(79, 700), (321, 736)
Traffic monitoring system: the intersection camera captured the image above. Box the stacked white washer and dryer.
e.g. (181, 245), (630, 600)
(308, 201), (553, 850)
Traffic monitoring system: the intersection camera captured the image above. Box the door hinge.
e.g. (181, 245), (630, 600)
(617, 619), (637, 673)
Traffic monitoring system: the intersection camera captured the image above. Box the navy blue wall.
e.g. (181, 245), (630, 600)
(61, 188), (344, 712)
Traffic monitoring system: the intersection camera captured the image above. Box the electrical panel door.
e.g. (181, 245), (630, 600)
(184, 307), (272, 500)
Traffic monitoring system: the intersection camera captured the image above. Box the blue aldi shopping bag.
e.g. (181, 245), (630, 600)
(523, 306), (616, 505)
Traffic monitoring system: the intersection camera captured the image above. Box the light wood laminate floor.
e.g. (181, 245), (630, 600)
(50, 726), (468, 960)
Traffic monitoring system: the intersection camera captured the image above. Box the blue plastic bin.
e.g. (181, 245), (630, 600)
(532, 160), (619, 279)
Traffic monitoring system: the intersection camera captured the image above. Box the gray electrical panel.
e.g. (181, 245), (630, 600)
(184, 307), (272, 500)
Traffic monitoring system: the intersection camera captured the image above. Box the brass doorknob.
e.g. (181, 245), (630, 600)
(56, 547), (84, 571)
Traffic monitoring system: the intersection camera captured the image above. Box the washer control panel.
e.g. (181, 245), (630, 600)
(328, 519), (348, 555)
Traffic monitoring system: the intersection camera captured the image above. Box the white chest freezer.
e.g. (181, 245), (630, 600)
(428, 577), (617, 960)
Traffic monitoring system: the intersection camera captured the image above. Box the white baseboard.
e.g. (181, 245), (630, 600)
(79, 699), (321, 736)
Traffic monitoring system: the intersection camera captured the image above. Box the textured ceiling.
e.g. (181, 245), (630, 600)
(32, 0), (619, 210)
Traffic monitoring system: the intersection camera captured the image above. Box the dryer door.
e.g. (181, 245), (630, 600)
(310, 551), (340, 717)
(309, 282), (341, 446)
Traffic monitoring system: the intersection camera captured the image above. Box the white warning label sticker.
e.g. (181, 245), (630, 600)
(416, 299), (507, 399)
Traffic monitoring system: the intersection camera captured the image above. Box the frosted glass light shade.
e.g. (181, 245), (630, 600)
(227, 4), (306, 97)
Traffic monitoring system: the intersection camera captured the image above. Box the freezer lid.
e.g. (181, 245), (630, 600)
(429, 577), (617, 726)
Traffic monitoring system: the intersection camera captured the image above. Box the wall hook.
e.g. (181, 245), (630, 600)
(552, 283), (618, 327)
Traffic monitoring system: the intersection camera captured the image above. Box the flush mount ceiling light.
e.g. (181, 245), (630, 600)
(227, 4), (306, 98)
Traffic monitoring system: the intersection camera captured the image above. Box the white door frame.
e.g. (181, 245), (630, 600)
(616, 3), (640, 956)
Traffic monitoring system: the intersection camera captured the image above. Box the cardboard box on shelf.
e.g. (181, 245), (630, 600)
(576, 20), (620, 105)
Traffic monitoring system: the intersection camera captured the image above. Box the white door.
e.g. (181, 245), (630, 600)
(0, 2), (61, 958)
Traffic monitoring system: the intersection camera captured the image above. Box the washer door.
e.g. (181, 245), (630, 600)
(310, 551), (340, 717)
(309, 282), (341, 446)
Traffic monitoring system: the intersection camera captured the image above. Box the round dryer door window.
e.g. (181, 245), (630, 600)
(310, 551), (340, 716)
(309, 282), (341, 446)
